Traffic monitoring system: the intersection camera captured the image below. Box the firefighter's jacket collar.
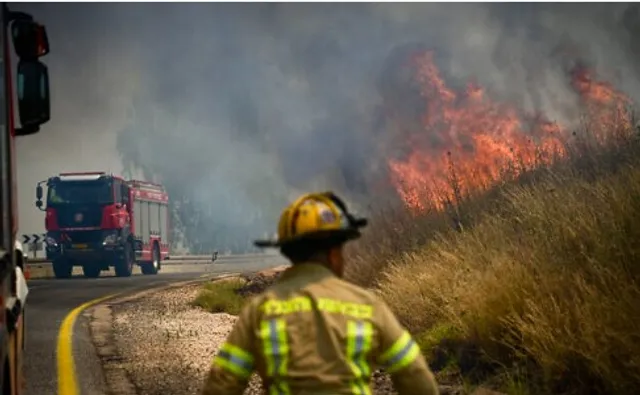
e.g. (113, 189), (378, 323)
(278, 262), (335, 282)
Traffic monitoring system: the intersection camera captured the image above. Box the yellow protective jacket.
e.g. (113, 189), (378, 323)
(201, 263), (439, 395)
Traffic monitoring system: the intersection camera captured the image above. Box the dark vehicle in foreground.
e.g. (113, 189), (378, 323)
(0, 3), (52, 394)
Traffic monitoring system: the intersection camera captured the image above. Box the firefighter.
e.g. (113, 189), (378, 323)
(201, 191), (440, 395)
(48, 188), (65, 203)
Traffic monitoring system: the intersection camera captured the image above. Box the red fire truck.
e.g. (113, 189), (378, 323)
(0, 3), (51, 394)
(34, 172), (171, 279)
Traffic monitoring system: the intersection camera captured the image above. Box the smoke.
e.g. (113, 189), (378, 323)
(14, 3), (640, 252)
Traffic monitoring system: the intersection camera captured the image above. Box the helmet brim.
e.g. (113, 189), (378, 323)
(254, 239), (281, 248)
(254, 223), (365, 249)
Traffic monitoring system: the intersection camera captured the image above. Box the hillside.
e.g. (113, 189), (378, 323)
(345, 116), (640, 393)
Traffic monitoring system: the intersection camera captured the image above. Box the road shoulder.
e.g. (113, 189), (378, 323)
(87, 275), (238, 395)
(88, 304), (136, 395)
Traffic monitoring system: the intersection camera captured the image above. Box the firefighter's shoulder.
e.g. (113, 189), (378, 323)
(325, 274), (383, 305)
(332, 276), (409, 330)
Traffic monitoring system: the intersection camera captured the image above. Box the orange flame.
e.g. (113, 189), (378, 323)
(388, 51), (632, 211)
(571, 66), (633, 142)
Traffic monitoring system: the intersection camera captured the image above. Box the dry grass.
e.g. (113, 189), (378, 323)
(192, 277), (248, 315)
(346, 118), (640, 394)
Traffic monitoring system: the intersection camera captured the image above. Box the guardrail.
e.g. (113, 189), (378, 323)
(23, 252), (286, 280)
(24, 252), (277, 265)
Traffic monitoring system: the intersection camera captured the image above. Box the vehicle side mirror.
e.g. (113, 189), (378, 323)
(36, 184), (43, 200)
(35, 200), (43, 209)
(16, 60), (50, 136)
(11, 19), (49, 59)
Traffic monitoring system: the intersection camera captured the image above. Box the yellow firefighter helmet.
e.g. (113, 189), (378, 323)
(254, 191), (368, 248)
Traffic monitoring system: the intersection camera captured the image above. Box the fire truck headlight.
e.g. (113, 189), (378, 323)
(45, 237), (57, 247)
(103, 234), (118, 245)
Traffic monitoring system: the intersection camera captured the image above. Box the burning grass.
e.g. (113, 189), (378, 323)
(346, 122), (640, 394)
(345, 51), (640, 394)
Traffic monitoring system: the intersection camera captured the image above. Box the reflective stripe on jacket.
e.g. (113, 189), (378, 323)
(201, 263), (439, 395)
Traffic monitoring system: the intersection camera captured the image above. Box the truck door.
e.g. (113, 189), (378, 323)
(0, 3), (11, 269)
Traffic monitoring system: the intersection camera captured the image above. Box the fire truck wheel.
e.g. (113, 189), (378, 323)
(115, 242), (134, 277)
(82, 265), (101, 278)
(52, 259), (73, 279)
(141, 244), (160, 275)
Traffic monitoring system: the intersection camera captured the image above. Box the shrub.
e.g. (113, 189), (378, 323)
(192, 277), (248, 315)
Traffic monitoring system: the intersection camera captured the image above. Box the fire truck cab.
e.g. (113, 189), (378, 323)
(35, 172), (170, 279)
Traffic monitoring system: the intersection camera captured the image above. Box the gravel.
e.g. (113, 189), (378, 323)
(111, 282), (463, 395)
(112, 284), (266, 395)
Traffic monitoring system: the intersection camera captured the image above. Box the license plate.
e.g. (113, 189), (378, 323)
(72, 244), (88, 249)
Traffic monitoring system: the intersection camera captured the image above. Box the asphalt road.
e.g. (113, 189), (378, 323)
(23, 256), (286, 395)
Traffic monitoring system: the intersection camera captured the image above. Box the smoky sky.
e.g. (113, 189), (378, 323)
(13, 3), (640, 251)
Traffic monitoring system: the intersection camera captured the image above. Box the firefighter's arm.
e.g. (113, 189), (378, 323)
(374, 298), (439, 395)
(201, 298), (257, 395)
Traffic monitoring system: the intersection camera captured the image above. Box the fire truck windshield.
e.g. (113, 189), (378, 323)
(46, 179), (113, 206)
